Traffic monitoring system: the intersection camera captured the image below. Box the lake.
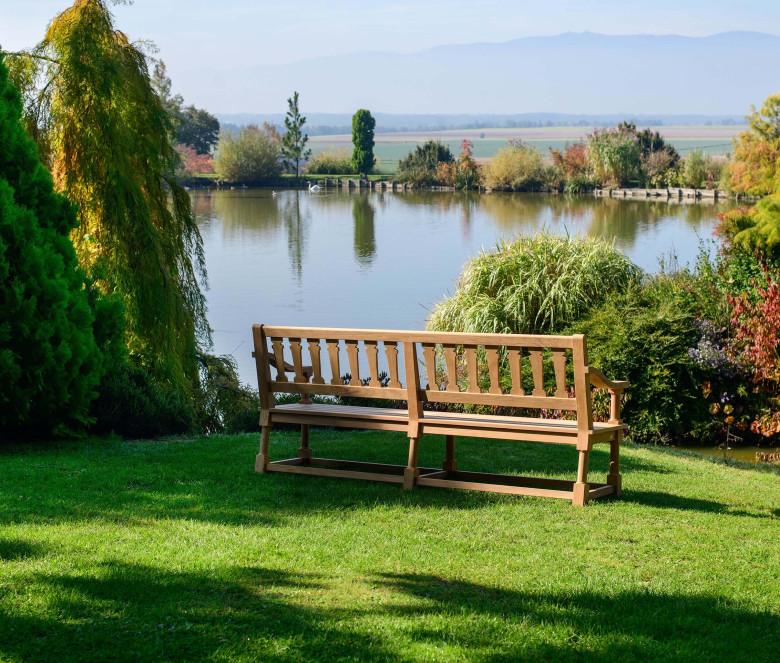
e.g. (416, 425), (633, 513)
(192, 188), (735, 384)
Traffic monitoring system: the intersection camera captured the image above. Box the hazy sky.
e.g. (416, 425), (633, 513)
(1, 0), (778, 113)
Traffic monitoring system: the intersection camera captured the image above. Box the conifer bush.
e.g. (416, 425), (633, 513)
(0, 55), (118, 436)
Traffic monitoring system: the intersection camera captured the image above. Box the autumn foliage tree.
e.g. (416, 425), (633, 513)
(718, 92), (780, 258)
(727, 94), (780, 196)
(727, 261), (780, 435)
(550, 141), (588, 178)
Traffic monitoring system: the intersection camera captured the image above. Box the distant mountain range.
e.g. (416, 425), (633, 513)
(179, 31), (780, 119)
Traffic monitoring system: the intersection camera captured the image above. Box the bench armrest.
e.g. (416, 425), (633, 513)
(587, 366), (629, 425)
(268, 356), (314, 380)
(587, 366), (629, 392)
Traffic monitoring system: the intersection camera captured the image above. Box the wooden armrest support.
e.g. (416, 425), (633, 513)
(587, 367), (629, 392)
(268, 356), (313, 379)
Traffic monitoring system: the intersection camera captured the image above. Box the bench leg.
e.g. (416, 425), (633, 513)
(255, 425), (271, 473)
(298, 424), (312, 462)
(607, 433), (622, 497)
(404, 436), (420, 490)
(442, 435), (458, 473)
(572, 449), (590, 506)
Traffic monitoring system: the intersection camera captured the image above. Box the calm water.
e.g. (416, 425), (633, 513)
(192, 188), (734, 384)
(676, 445), (779, 464)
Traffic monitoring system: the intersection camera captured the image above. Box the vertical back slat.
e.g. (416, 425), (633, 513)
(365, 341), (380, 386)
(272, 338), (288, 382)
(384, 342), (402, 388)
(346, 341), (360, 385)
(289, 338), (305, 383)
(529, 349), (546, 397)
(326, 339), (341, 386)
(486, 346), (501, 395)
(464, 346), (479, 393)
(404, 341), (424, 436)
(508, 349), (524, 396)
(443, 346), (459, 392)
(552, 348), (568, 398)
(308, 339), (324, 384)
(422, 343), (438, 390)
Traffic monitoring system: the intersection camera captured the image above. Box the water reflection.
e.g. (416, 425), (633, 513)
(192, 188), (735, 382)
(279, 193), (309, 280)
(352, 194), (376, 265)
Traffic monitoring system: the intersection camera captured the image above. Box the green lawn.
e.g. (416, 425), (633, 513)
(1, 430), (778, 662)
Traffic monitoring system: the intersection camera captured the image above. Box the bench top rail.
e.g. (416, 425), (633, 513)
(253, 325), (595, 423)
(259, 325), (577, 349)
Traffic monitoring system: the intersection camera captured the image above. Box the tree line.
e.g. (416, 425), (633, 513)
(211, 96), (376, 183)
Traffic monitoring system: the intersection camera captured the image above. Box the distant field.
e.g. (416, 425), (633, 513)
(309, 125), (745, 175)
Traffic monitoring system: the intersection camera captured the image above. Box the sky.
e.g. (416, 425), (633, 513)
(1, 0), (778, 113)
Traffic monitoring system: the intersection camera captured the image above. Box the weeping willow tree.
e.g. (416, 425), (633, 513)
(7, 0), (209, 399)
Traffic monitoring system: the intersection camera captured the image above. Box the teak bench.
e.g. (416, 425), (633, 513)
(252, 325), (629, 506)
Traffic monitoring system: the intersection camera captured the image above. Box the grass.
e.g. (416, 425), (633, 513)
(1, 430), (778, 662)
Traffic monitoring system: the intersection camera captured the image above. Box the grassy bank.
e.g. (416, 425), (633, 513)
(1, 431), (778, 662)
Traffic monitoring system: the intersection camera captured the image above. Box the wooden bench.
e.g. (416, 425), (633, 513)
(252, 325), (629, 506)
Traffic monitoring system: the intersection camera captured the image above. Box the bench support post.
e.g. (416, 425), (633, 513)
(298, 424), (312, 461)
(255, 425), (271, 473)
(443, 435), (458, 473)
(607, 431), (622, 497)
(572, 449), (590, 506)
(404, 436), (420, 490)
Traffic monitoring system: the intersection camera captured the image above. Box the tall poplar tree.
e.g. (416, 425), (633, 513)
(281, 91), (311, 177)
(351, 109), (376, 175)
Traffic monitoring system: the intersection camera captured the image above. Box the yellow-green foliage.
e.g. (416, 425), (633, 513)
(719, 193), (780, 255)
(718, 92), (780, 256)
(680, 151), (726, 189)
(214, 125), (282, 182)
(306, 148), (355, 175)
(482, 143), (545, 191)
(727, 93), (780, 196)
(428, 232), (640, 335)
(24, 0), (210, 400)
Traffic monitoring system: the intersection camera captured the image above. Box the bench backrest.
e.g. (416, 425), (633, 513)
(253, 325), (594, 431)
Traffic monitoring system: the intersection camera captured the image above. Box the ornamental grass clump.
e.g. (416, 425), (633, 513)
(428, 232), (640, 335)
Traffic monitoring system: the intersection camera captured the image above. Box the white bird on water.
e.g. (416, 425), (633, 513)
(307, 181), (321, 192)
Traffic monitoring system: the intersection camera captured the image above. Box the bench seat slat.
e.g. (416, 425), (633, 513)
(270, 403), (623, 435)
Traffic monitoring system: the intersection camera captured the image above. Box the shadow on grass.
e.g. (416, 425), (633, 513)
(0, 563), (390, 663)
(1, 562), (776, 662)
(0, 431), (707, 530)
(622, 489), (778, 519)
(0, 538), (45, 561)
(376, 572), (779, 663)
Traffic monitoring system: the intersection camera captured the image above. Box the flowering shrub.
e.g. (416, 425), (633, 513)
(688, 320), (745, 381)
